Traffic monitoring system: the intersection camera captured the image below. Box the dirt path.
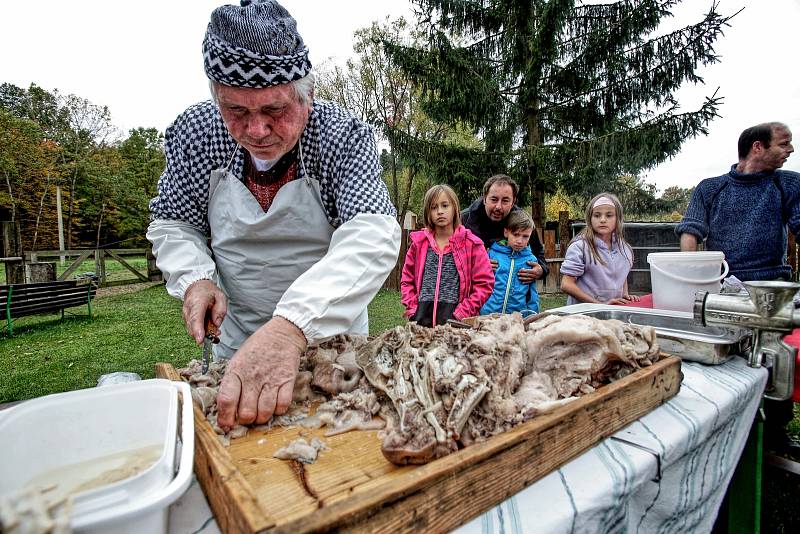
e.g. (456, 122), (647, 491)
(96, 281), (163, 299)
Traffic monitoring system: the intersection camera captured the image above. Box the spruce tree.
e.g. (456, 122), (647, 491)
(384, 0), (732, 226)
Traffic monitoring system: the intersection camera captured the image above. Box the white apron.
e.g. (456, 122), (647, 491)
(207, 147), (368, 357)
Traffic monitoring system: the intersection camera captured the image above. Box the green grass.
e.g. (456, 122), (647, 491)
(0, 285), (196, 403)
(368, 289), (407, 333)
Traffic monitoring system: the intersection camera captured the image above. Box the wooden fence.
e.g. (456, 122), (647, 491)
(7, 225), (799, 292)
(7, 248), (162, 287)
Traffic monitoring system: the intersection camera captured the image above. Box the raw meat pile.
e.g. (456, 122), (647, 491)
(179, 334), (384, 456)
(362, 313), (660, 464)
(179, 313), (660, 465)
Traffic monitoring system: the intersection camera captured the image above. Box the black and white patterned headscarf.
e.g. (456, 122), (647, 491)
(203, 0), (312, 88)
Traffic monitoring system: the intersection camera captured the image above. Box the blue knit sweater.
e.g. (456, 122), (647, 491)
(675, 164), (800, 281)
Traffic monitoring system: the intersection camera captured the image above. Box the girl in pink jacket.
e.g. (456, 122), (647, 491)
(401, 184), (494, 327)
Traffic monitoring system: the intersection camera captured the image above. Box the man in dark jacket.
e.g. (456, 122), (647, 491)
(461, 174), (549, 283)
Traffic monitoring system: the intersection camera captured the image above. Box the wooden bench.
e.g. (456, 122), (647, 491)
(1, 280), (98, 335)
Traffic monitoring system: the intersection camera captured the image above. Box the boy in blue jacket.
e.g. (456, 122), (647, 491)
(480, 210), (540, 317)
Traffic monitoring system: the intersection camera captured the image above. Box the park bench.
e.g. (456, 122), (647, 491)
(1, 280), (98, 335)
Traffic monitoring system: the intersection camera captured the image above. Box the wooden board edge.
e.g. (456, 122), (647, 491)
(155, 362), (276, 534)
(278, 356), (682, 533)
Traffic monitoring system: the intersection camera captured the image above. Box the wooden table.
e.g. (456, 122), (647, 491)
(166, 357), (767, 534)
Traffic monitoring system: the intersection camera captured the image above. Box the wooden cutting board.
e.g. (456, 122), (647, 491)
(156, 355), (681, 533)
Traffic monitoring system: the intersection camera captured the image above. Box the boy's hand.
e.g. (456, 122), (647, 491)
(518, 261), (544, 284)
(490, 259), (499, 271)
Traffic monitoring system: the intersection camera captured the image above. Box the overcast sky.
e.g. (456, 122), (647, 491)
(1, 0), (798, 191)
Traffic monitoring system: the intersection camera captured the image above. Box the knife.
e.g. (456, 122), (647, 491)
(201, 313), (220, 374)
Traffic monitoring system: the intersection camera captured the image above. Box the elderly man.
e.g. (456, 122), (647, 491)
(677, 121), (799, 454)
(461, 174), (549, 283)
(147, 0), (400, 430)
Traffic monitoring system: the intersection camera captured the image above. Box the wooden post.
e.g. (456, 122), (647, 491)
(95, 249), (107, 286)
(26, 262), (56, 283)
(548, 260), (563, 294)
(1, 221), (22, 258)
(56, 185), (65, 266)
(2, 221), (24, 284)
(543, 230), (557, 293)
(147, 247), (163, 282)
(558, 211), (570, 258)
(543, 229), (556, 258)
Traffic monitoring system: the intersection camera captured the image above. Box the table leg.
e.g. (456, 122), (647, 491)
(722, 405), (764, 534)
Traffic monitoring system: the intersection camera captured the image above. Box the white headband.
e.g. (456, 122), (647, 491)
(592, 196), (614, 209)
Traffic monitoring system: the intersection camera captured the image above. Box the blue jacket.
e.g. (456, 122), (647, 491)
(480, 241), (540, 316)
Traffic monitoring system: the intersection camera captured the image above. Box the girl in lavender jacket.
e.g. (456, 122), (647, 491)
(560, 192), (640, 306)
(401, 185), (494, 327)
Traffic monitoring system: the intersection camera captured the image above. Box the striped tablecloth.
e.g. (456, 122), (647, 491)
(169, 357), (767, 534)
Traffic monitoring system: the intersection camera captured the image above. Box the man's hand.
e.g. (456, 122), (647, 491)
(216, 316), (307, 431)
(490, 259), (499, 272)
(518, 261), (544, 284)
(183, 279), (227, 344)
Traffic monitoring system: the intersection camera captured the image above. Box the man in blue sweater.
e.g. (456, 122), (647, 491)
(677, 122), (798, 455)
(676, 122), (798, 280)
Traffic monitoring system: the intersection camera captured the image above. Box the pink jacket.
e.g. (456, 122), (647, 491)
(400, 225), (494, 322)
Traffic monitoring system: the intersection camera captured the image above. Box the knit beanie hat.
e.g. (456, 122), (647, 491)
(203, 0), (312, 88)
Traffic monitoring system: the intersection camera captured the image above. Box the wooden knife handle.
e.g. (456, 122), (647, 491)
(204, 313), (220, 342)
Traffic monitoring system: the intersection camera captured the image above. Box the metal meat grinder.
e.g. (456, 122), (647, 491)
(694, 280), (800, 401)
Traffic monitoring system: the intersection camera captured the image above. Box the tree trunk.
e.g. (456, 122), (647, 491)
(401, 165), (416, 228)
(95, 201), (106, 248)
(391, 152), (401, 225)
(526, 102), (545, 230)
(4, 170), (16, 222)
(67, 166), (78, 249)
(32, 172), (52, 250)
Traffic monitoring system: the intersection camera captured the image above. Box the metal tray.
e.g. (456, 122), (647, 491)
(548, 303), (752, 365)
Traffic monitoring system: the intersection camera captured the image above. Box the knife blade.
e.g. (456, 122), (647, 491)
(201, 314), (220, 374)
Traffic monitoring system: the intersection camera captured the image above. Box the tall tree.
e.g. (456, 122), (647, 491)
(116, 128), (165, 245)
(59, 94), (118, 247)
(660, 184), (692, 214)
(385, 0), (732, 227)
(317, 18), (455, 223)
(0, 109), (63, 249)
(0, 83), (120, 247)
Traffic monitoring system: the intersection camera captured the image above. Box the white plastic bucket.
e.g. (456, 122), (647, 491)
(0, 379), (194, 534)
(647, 251), (729, 312)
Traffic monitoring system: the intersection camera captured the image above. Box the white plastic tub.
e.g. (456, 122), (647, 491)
(0, 379), (194, 533)
(648, 251), (729, 312)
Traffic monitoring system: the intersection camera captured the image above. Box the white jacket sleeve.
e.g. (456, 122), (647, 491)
(274, 213), (400, 343)
(146, 219), (217, 300)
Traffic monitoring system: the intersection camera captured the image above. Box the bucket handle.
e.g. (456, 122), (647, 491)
(650, 259), (729, 285)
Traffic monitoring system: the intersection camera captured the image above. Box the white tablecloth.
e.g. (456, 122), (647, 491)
(168, 357), (767, 534)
